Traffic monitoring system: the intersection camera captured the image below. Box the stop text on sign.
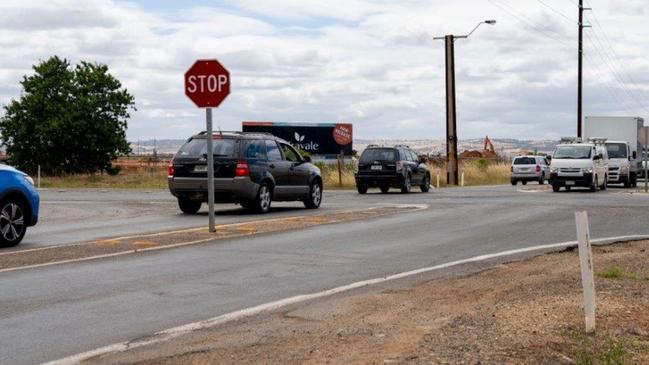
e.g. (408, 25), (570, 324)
(186, 74), (228, 93)
(184, 59), (230, 108)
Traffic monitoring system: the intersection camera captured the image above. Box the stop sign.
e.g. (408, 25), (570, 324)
(184, 59), (230, 108)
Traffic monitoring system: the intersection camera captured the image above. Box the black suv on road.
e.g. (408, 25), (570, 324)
(168, 132), (323, 214)
(355, 145), (431, 194)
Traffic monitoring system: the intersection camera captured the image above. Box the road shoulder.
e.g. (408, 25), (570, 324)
(85, 240), (649, 365)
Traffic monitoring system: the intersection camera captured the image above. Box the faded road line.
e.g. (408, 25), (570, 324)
(0, 205), (425, 274)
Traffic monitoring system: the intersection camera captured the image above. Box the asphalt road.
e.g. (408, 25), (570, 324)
(2, 185), (649, 364)
(19, 189), (378, 249)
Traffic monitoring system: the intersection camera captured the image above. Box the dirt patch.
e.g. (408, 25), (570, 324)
(0, 205), (421, 271)
(88, 241), (649, 365)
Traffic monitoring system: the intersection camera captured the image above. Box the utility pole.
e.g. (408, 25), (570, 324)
(444, 35), (459, 186)
(434, 20), (496, 186)
(577, 0), (591, 137)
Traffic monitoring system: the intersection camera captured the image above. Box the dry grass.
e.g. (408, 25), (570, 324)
(318, 162), (356, 189)
(39, 160), (511, 190)
(428, 161), (511, 187)
(40, 166), (168, 189)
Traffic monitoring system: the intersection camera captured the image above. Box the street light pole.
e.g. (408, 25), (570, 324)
(443, 35), (459, 186)
(434, 20), (496, 186)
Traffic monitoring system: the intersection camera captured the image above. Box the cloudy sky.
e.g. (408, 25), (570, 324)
(0, 0), (647, 141)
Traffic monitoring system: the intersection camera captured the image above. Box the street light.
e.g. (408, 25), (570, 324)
(433, 20), (496, 186)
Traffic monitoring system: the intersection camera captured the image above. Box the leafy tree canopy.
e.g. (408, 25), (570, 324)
(0, 56), (135, 174)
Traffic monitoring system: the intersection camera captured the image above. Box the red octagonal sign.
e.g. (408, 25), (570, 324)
(184, 59), (230, 108)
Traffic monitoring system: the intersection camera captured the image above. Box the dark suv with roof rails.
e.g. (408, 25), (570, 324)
(355, 145), (431, 194)
(168, 131), (323, 214)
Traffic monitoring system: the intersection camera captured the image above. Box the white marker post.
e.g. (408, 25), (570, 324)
(575, 211), (596, 333)
(460, 171), (465, 187)
(436, 172), (440, 189)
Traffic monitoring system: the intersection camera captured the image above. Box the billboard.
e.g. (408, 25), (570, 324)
(242, 122), (353, 156)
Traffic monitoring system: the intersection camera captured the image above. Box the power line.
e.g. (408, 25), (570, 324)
(487, 0), (648, 116)
(584, 32), (649, 113)
(584, 2), (649, 106)
(487, 0), (572, 48)
(537, 0), (576, 24)
(583, 53), (632, 114)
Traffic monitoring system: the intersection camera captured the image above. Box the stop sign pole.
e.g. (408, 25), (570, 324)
(185, 59), (231, 233)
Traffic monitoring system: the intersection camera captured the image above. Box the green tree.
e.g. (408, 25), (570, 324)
(0, 56), (135, 174)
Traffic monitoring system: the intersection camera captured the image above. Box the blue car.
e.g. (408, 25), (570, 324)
(0, 164), (39, 247)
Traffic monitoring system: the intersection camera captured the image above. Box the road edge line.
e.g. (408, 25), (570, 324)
(40, 234), (649, 365)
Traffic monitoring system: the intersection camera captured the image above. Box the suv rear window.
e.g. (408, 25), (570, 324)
(177, 138), (236, 157)
(513, 157), (536, 165)
(360, 148), (396, 163)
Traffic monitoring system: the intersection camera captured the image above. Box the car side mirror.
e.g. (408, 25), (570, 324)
(418, 156), (427, 164)
(632, 151), (637, 160)
(303, 156), (312, 163)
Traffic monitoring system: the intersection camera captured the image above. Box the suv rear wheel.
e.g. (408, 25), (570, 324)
(0, 199), (27, 247)
(254, 183), (272, 213)
(178, 198), (201, 214)
(304, 181), (322, 209)
(401, 174), (412, 194)
(420, 174), (430, 192)
(357, 185), (368, 194)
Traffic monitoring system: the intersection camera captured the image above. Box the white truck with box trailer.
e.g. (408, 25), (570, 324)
(583, 116), (644, 187)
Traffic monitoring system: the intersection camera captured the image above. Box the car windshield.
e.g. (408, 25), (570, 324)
(176, 138), (236, 157)
(553, 145), (592, 159)
(360, 148), (396, 163)
(513, 157), (536, 165)
(606, 143), (627, 159)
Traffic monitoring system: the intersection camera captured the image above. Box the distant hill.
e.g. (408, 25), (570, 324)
(129, 138), (558, 157)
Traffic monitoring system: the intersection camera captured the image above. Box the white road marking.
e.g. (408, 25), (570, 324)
(41, 234), (649, 365)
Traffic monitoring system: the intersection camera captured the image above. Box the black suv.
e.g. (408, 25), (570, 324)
(355, 145), (431, 194)
(168, 132), (323, 214)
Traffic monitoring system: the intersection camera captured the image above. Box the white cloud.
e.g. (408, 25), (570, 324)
(0, 0), (648, 142)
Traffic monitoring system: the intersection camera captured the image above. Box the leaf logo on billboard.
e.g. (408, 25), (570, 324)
(294, 132), (305, 142)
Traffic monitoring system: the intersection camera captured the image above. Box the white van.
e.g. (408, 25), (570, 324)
(549, 138), (609, 192)
(604, 141), (634, 187)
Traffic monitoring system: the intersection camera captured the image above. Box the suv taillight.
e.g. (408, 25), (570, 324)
(168, 162), (175, 177)
(235, 160), (250, 177)
(536, 165), (541, 172)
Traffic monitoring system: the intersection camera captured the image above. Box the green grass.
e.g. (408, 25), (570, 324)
(597, 267), (625, 279)
(573, 333), (629, 365)
(595, 266), (649, 282)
